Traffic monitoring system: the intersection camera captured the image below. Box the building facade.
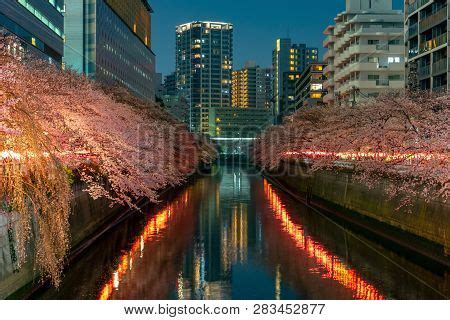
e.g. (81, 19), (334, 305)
(163, 72), (177, 95)
(176, 21), (233, 134)
(405, 0), (449, 91)
(232, 61), (273, 109)
(294, 62), (327, 110)
(272, 39), (318, 122)
(64, 0), (156, 101)
(0, 0), (64, 63)
(204, 107), (273, 138)
(323, 0), (405, 106)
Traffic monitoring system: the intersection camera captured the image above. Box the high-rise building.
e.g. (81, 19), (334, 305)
(272, 39), (318, 122)
(64, 0), (156, 101)
(294, 62), (327, 110)
(322, 0), (405, 107)
(0, 0), (64, 63)
(155, 72), (163, 99)
(163, 72), (177, 96)
(232, 61), (273, 109)
(176, 21), (233, 134)
(405, 0), (448, 92)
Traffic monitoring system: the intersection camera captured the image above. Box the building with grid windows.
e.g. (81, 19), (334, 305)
(64, 0), (156, 101)
(322, 0), (405, 107)
(176, 21), (233, 134)
(0, 0), (64, 63)
(232, 61), (273, 109)
(272, 39), (318, 123)
(294, 62), (327, 110)
(405, 0), (448, 92)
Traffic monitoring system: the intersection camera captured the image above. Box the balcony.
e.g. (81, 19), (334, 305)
(418, 65), (431, 79)
(376, 79), (390, 87)
(432, 85), (448, 93)
(323, 64), (334, 75)
(419, 33), (448, 54)
(375, 44), (390, 51)
(419, 7), (447, 33)
(323, 78), (335, 89)
(323, 35), (335, 47)
(323, 49), (334, 62)
(353, 26), (403, 37)
(408, 0), (431, 15)
(408, 23), (418, 39)
(334, 62), (404, 83)
(432, 59), (447, 76)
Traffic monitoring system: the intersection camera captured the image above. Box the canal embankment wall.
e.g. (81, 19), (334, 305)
(265, 161), (450, 267)
(0, 183), (130, 299)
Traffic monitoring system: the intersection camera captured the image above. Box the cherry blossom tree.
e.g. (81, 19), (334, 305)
(0, 35), (216, 285)
(253, 91), (449, 205)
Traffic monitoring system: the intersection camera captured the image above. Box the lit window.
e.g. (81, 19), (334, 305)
(311, 83), (323, 91)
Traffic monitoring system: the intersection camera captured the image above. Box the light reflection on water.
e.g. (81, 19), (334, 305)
(34, 164), (448, 300)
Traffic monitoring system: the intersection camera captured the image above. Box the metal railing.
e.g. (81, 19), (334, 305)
(408, 23), (418, 39)
(420, 7), (447, 32)
(418, 64), (431, 78)
(408, 0), (431, 15)
(419, 33), (448, 54)
(432, 59), (448, 76)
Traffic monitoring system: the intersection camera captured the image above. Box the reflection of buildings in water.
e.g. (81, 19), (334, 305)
(263, 180), (384, 300)
(98, 189), (196, 300)
(181, 168), (250, 300)
(179, 242), (232, 300)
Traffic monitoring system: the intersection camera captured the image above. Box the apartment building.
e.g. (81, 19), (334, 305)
(323, 0), (405, 106)
(273, 39), (318, 121)
(294, 62), (327, 110)
(232, 61), (273, 109)
(405, 0), (448, 91)
(176, 21), (233, 134)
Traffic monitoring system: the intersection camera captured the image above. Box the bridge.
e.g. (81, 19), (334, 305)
(210, 137), (257, 155)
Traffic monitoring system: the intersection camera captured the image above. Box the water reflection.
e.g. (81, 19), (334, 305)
(33, 164), (448, 300)
(263, 180), (383, 300)
(99, 190), (192, 300)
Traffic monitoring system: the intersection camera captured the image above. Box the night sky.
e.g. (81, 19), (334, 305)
(152, 0), (404, 76)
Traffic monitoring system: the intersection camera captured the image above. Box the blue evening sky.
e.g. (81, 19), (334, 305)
(152, 0), (404, 76)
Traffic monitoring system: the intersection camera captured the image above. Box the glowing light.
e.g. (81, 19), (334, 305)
(98, 189), (190, 300)
(264, 180), (384, 300)
(283, 150), (448, 162)
(1, 150), (21, 160)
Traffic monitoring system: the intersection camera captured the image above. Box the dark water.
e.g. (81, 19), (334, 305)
(34, 164), (449, 300)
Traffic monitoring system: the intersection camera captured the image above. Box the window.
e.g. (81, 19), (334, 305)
(388, 57), (401, 63)
(311, 83), (323, 91)
(368, 40), (379, 45)
(388, 75), (401, 80)
(388, 40), (401, 45)
(368, 75), (379, 80)
(17, 0), (63, 37)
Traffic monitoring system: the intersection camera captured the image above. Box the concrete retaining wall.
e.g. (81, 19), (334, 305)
(0, 184), (122, 299)
(273, 162), (450, 254)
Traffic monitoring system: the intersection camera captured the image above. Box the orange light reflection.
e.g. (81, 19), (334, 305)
(264, 180), (384, 300)
(98, 190), (190, 300)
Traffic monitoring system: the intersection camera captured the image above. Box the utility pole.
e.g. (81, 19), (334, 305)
(351, 86), (360, 107)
